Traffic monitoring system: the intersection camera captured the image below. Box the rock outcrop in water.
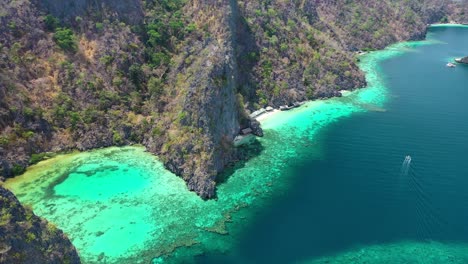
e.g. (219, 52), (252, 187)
(0, 0), (467, 198)
(0, 186), (81, 263)
(456, 56), (468, 64)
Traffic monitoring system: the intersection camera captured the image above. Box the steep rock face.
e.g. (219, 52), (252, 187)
(236, 0), (455, 107)
(312, 0), (449, 50)
(452, 2), (468, 24)
(457, 56), (468, 64)
(0, 0), (147, 177)
(0, 186), (81, 263)
(0, 0), (466, 199)
(238, 0), (368, 105)
(144, 0), (247, 198)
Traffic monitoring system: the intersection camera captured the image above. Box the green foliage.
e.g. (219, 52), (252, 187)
(0, 136), (9, 146)
(152, 126), (163, 137)
(280, 43), (288, 52)
(129, 91), (142, 112)
(46, 222), (58, 235)
(176, 111), (187, 124)
(8, 21), (21, 37)
(95, 22), (104, 31)
(22, 107), (34, 118)
(362, 47), (376, 52)
(99, 55), (114, 66)
(269, 35), (279, 46)
(113, 131), (123, 145)
(0, 209), (12, 226)
(24, 204), (34, 220)
(98, 90), (120, 110)
(10, 42), (22, 63)
(129, 64), (143, 89)
(440, 16), (449, 23)
(12, 164), (25, 176)
(147, 26), (162, 47)
(21, 131), (35, 139)
(148, 77), (164, 98)
(8, 21), (16, 30)
(214, 75), (228, 88)
(144, 0), (188, 50)
(26, 232), (36, 243)
(69, 112), (80, 129)
(83, 109), (99, 124)
(30, 153), (54, 165)
(112, 76), (123, 87)
(186, 23), (196, 33)
(53, 28), (77, 52)
(51, 93), (76, 125)
(273, 84), (281, 97)
(256, 90), (268, 106)
(149, 52), (170, 67)
(267, 8), (277, 17)
(44, 15), (59, 31)
(247, 52), (259, 62)
(261, 60), (273, 79)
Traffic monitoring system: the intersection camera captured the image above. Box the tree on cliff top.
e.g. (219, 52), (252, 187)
(53, 27), (77, 52)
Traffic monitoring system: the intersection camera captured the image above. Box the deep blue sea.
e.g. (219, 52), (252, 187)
(230, 25), (468, 264)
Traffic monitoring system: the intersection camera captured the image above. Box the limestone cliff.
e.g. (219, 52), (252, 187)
(144, 0), (245, 198)
(0, 0), (466, 199)
(0, 186), (81, 263)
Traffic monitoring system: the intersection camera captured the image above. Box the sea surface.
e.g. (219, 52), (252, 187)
(5, 25), (468, 263)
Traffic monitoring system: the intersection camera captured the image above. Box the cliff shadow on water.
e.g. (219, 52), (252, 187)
(214, 0), (264, 188)
(216, 139), (264, 186)
(154, 0), (265, 199)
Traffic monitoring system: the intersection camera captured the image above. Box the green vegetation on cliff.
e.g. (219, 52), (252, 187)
(0, 0), (466, 198)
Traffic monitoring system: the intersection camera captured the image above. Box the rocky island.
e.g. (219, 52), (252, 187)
(455, 56), (468, 64)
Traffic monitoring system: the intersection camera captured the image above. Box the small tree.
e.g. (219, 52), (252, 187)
(148, 77), (163, 98)
(129, 64), (143, 89)
(53, 28), (77, 52)
(44, 15), (59, 31)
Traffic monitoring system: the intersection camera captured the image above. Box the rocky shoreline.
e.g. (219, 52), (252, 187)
(455, 56), (468, 64)
(1, 0), (465, 199)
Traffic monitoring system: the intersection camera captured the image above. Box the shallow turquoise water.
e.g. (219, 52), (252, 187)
(5, 25), (468, 263)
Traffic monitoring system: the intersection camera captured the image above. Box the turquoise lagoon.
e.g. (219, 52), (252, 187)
(5, 25), (468, 263)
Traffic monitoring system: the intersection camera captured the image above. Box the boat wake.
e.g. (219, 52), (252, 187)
(400, 155), (412, 176)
